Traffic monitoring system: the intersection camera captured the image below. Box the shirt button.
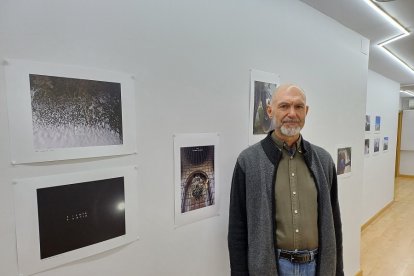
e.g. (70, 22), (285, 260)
(295, 229), (299, 233)
(293, 191), (296, 195)
(291, 173), (295, 177)
(294, 210), (298, 214)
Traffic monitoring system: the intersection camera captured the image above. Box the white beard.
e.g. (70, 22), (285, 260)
(280, 125), (301, 137)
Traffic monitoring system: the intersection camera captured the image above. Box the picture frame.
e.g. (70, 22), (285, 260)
(4, 59), (137, 164)
(249, 69), (279, 145)
(337, 146), (352, 177)
(173, 133), (219, 227)
(13, 166), (139, 276)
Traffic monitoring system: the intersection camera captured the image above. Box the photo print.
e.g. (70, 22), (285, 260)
(374, 137), (380, 153)
(4, 59), (137, 163)
(174, 133), (220, 226)
(365, 115), (371, 132)
(383, 137), (389, 151)
(337, 147), (352, 176)
(253, 81), (277, 135)
(249, 69), (279, 145)
(364, 139), (370, 156)
(13, 166), (139, 276)
(37, 177), (125, 259)
(30, 74), (123, 150)
(180, 146), (215, 213)
(375, 115), (381, 132)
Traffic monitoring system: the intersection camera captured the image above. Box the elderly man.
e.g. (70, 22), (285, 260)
(228, 84), (343, 276)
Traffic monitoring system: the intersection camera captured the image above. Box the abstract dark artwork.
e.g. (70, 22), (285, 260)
(253, 81), (277, 134)
(30, 74), (123, 150)
(180, 146), (215, 213)
(36, 177), (125, 259)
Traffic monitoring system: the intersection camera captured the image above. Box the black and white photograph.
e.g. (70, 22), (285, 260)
(337, 147), (352, 176)
(30, 74), (123, 150)
(13, 167), (139, 276)
(37, 177), (125, 259)
(249, 69), (279, 145)
(364, 139), (370, 156)
(5, 59), (137, 163)
(374, 137), (380, 153)
(365, 115), (371, 132)
(174, 133), (220, 226)
(383, 137), (389, 151)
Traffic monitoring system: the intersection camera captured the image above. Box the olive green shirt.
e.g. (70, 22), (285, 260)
(272, 132), (318, 251)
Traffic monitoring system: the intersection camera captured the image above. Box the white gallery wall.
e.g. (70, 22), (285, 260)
(362, 70), (399, 224)
(0, 0), (368, 275)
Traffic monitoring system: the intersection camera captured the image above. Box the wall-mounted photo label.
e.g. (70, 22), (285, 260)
(174, 133), (219, 227)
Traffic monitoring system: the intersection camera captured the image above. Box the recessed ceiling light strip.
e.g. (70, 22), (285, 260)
(380, 47), (414, 73)
(364, 0), (413, 73)
(364, 0), (409, 35)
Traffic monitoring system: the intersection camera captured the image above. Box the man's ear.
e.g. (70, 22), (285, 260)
(266, 104), (273, 118)
(305, 105), (309, 115)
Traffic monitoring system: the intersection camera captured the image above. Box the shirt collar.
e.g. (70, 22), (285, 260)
(271, 131), (303, 156)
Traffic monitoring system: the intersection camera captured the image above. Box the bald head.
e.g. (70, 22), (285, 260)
(271, 84), (306, 105)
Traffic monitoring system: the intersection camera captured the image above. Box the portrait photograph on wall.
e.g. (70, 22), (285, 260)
(4, 59), (137, 163)
(14, 166), (139, 276)
(364, 139), (370, 156)
(383, 137), (389, 151)
(375, 115), (381, 132)
(249, 69), (279, 145)
(365, 115), (371, 132)
(374, 137), (380, 153)
(337, 147), (352, 176)
(173, 133), (219, 226)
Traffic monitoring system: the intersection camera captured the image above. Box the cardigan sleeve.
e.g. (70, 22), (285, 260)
(228, 161), (249, 276)
(330, 165), (344, 276)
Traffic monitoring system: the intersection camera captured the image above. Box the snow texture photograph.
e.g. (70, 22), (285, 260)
(29, 74), (123, 150)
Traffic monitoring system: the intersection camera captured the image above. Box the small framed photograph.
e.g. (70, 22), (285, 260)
(365, 115), (371, 132)
(249, 69), (279, 145)
(337, 147), (352, 177)
(4, 59), (137, 164)
(364, 139), (370, 156)
(383, 137), (389, 152)
(373, 137), (381, 154)
(374, 115), (381, 133)
(14, 166), (139, 276)
(173, 133), (219, 227)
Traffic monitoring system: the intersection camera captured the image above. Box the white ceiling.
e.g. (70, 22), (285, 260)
(300, 0), (414, 92)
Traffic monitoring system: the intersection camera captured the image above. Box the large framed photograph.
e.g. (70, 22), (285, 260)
(249, 69), (279, 145)
(173, 133), (219, 227)
(337, 146), (352, 177)
(4, 59), (137, 164)
(14, 166), (139, 276)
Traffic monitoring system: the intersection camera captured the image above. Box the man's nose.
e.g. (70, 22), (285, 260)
(287, 106), (297, 116)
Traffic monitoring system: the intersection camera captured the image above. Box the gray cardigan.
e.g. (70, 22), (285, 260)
(228, 132), (344, 276)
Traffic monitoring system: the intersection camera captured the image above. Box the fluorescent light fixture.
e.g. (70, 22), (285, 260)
(364, 0), (409, 35)
(380, 47), (414, 74)
(400, 90), (414, 97)
(364, 0), (413, 73)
